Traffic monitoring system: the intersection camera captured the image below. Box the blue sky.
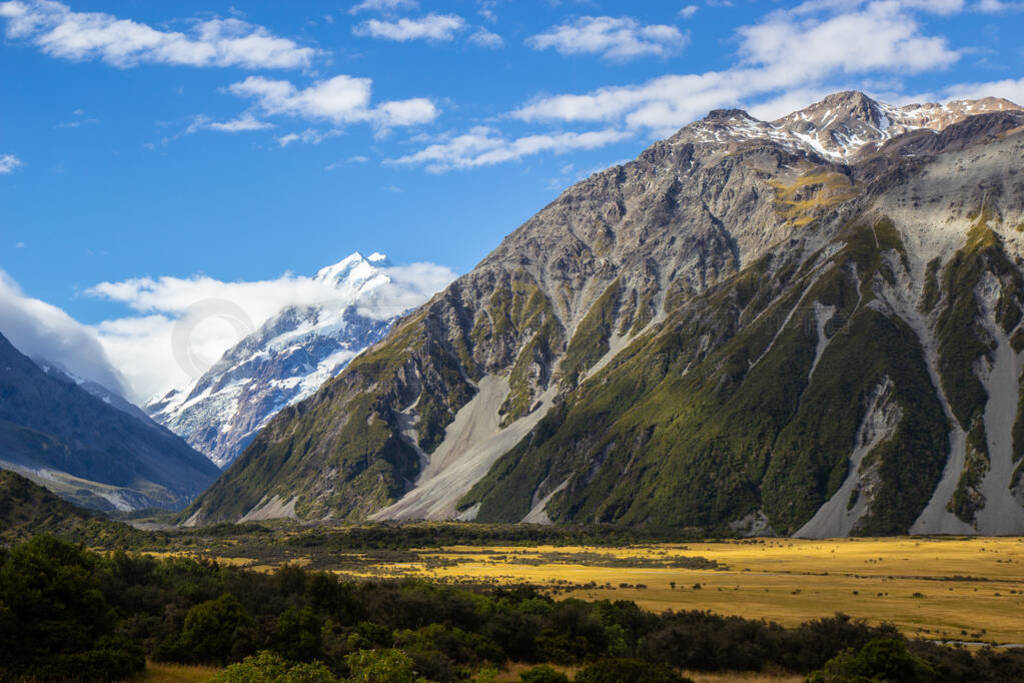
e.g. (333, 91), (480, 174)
(1, 0), (1022, 400)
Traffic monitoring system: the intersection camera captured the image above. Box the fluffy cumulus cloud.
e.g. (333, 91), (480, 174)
(390, 126), (633, 172)
(85, 257), (457, 400)
(512, 1), (960, 136)
(353, 13), (466, 41)
(941, 77), (1024, 105)
(0, 153), (22, 173)
(0, 270), (126, 395)
(227, 75), (438, 129)
(0, 0), (314, 69)
(528, 16), (688, 61)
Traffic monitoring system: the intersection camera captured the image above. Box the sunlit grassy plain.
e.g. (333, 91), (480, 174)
(289, 537), (1024, 646)
(133, 534), (1024, 678)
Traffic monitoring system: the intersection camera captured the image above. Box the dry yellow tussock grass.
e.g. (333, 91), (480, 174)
(338, 537), (1024, 645)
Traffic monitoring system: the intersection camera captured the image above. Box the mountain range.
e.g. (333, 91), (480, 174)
(146, 252), (399, 469)
(180, 91), (1024, 537)
(0, 331), (219, 511)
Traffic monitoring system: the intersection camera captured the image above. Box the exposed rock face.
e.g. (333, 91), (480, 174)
(186, 92), (1024, 537)
(0, 332), (219, 512)
(147, 253), (400, 469)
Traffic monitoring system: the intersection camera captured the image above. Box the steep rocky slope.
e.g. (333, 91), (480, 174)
(147, 253), (402, 468)
(185, 92), (1024, 536)
(0, 332), (219, 511)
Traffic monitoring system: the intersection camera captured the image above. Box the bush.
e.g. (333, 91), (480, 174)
(211, 650), (338, 682)
(575, 658), (693, 683)
(176, 593), (254, 664)
(0, 535), (144, 680)
(519, 664), (570, 682)
(346, 648), (424, 683)
(808, 638), (934, 682)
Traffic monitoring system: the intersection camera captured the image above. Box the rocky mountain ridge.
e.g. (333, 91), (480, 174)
(0, 332), (219, 511)
(184, 91), (1024, 537)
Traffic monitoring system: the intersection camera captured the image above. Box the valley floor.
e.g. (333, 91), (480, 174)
(223, 536), (1024, 646)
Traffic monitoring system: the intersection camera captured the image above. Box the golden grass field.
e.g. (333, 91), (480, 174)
(317, 537), (1024, 646)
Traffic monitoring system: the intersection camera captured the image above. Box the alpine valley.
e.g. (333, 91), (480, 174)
(177, 91), (1024, 537)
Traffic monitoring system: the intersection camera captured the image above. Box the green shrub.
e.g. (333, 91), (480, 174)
(807, 638), (934, 682)
(211, 650), (338, 682)
(575, 658), (693, 683)
(518, 664), (570, 682)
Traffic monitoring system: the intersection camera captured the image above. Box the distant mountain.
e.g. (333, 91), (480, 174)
(36, 358), (156, 426)
(185, 92), (1024, 538)
(147, 253), (404, 469)
(0, 469), (141, 545)
(0, 331), (219, 512)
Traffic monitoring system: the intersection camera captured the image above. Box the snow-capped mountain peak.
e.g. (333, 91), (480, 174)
(682, 91), (1023, 161)
(313, 251), (392, 295)
(146, 251), (430, 469)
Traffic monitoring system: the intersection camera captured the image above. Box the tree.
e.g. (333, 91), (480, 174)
(575, 658), (693, 683)
(0, 535), (143, 679)
(518, 664), (570, 682)
(346, 648), (425, 683)
(177, 593), (254, 664)
(211, 650), (338, 682)
(808, 638), (935, 682)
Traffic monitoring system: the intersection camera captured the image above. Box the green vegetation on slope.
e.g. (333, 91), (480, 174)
(463, 219), (948, 535)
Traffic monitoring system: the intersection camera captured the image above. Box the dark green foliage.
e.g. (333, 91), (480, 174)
(345, 648), (421, 682)
(212, 651), (339, 682)
(0, 469), (153, 546)
(807, 638), (934, 682)
(948, 421), (990, 522)
(558, 279), (623, 387)
(574, 658), (693, 683)
(519, 664), (570, 682)
(465, 220), (947, 535)
(934, 216), (1020, 435)
(175, 593), (255, 664)
(0, 537), (1017, 681)
(0, 535), (144, 680)
(920, 257), (942, 313)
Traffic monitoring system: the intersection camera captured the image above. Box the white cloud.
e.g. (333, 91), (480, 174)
(513, 2), (960, 136)
(0, 269), (127, 395)
(976, 0), (1024, 10)
(326, 155), (369, 170)
(349, 0), (418, 14)
(86, 257), (457, 400)
(679, 5), (699, 18)
(792, 0), (966, 14)
(527, 16), (688, 61)
(277, 128), (342, 147)
(353, 13), (465, 41)
(228, 75), (438, 129)
(469, 27), (503, 48)
(187, 113), (273, 134)
(390, 126), (634, 172)
(0, 1), (314, 69)
(941, 77), (1024, 104)
(0, 153), (22, 173)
